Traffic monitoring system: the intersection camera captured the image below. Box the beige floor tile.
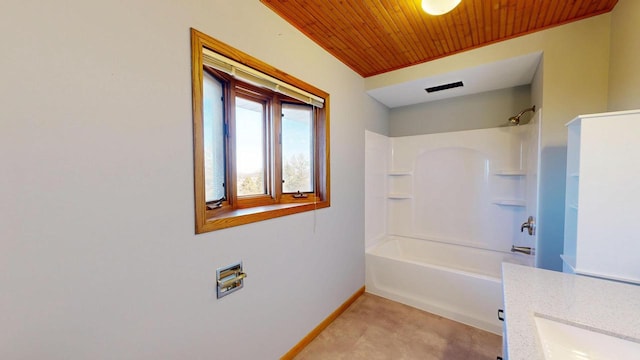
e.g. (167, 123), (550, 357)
(294, 293), (502, 360)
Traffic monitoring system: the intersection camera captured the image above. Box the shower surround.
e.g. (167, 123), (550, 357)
(364, 126), (534, 334)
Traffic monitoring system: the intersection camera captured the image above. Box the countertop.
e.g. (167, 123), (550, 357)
(501, 263), (640, 359)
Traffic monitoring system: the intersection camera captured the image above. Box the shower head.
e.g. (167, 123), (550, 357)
(508, 105), (536, 125)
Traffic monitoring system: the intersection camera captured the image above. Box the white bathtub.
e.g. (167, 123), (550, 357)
(365, 235), (530, 335)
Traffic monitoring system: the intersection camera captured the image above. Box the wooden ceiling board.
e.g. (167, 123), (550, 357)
(260, 0), (618, 77)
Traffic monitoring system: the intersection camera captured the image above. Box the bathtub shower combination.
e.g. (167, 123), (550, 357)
(364, 126), (535, 335)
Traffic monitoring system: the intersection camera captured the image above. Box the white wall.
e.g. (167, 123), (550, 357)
(0, 1), (387, 359)
(363, 96), (390, 136)
(389, 85), (532, 136)
(608, 0), (640, 111)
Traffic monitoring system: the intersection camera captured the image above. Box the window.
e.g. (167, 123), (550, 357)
(191, 28), (330, 233)
(282, 103), (314, 193)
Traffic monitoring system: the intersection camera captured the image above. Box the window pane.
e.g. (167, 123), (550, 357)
(203, 72), (225, 203)
(282, 103), (313, 193)
(236, 97), (266, 196)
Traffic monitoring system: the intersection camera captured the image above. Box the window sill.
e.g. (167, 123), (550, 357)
(196, 200), (329, 233)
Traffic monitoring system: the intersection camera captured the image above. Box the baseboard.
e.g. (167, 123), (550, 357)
(280, 286), (365, 360)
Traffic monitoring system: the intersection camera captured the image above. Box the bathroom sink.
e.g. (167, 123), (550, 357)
(534, 314), (640, 359)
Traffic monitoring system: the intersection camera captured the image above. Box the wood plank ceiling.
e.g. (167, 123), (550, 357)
(260, 0), (618, 77)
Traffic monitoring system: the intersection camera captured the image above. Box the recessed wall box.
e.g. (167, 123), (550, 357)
(216, 262), (246, 299)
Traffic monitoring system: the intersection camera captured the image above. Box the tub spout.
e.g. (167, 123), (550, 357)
(511, 245), (534, 255)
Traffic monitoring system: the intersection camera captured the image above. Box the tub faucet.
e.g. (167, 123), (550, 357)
(511, 245), (534, 255)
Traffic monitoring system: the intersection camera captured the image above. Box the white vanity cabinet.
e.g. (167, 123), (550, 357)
(562, 109), (640, 284)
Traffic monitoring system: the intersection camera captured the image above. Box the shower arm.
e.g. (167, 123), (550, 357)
(517, 105), (536, 118)
(508, 105), (536, 125)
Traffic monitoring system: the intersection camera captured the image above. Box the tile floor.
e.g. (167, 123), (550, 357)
(294, 293), (502, 360)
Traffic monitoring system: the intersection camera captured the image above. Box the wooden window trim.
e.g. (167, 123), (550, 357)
(191, 28), (330, 233)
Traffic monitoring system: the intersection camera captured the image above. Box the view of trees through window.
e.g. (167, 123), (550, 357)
(233, 98), (314, 197)
(282, 103), (313, 193)
(202, 82), (315, 198)
(235, 97), (266, 196)
(192, 28), (329, 233)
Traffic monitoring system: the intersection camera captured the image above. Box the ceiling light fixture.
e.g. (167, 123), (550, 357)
(421, 0), (461, 15)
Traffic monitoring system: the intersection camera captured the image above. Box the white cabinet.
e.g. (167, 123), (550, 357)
(562, 109), (640, 284)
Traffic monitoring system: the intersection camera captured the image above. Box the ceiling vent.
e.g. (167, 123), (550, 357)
(425, 81), (464, 93)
